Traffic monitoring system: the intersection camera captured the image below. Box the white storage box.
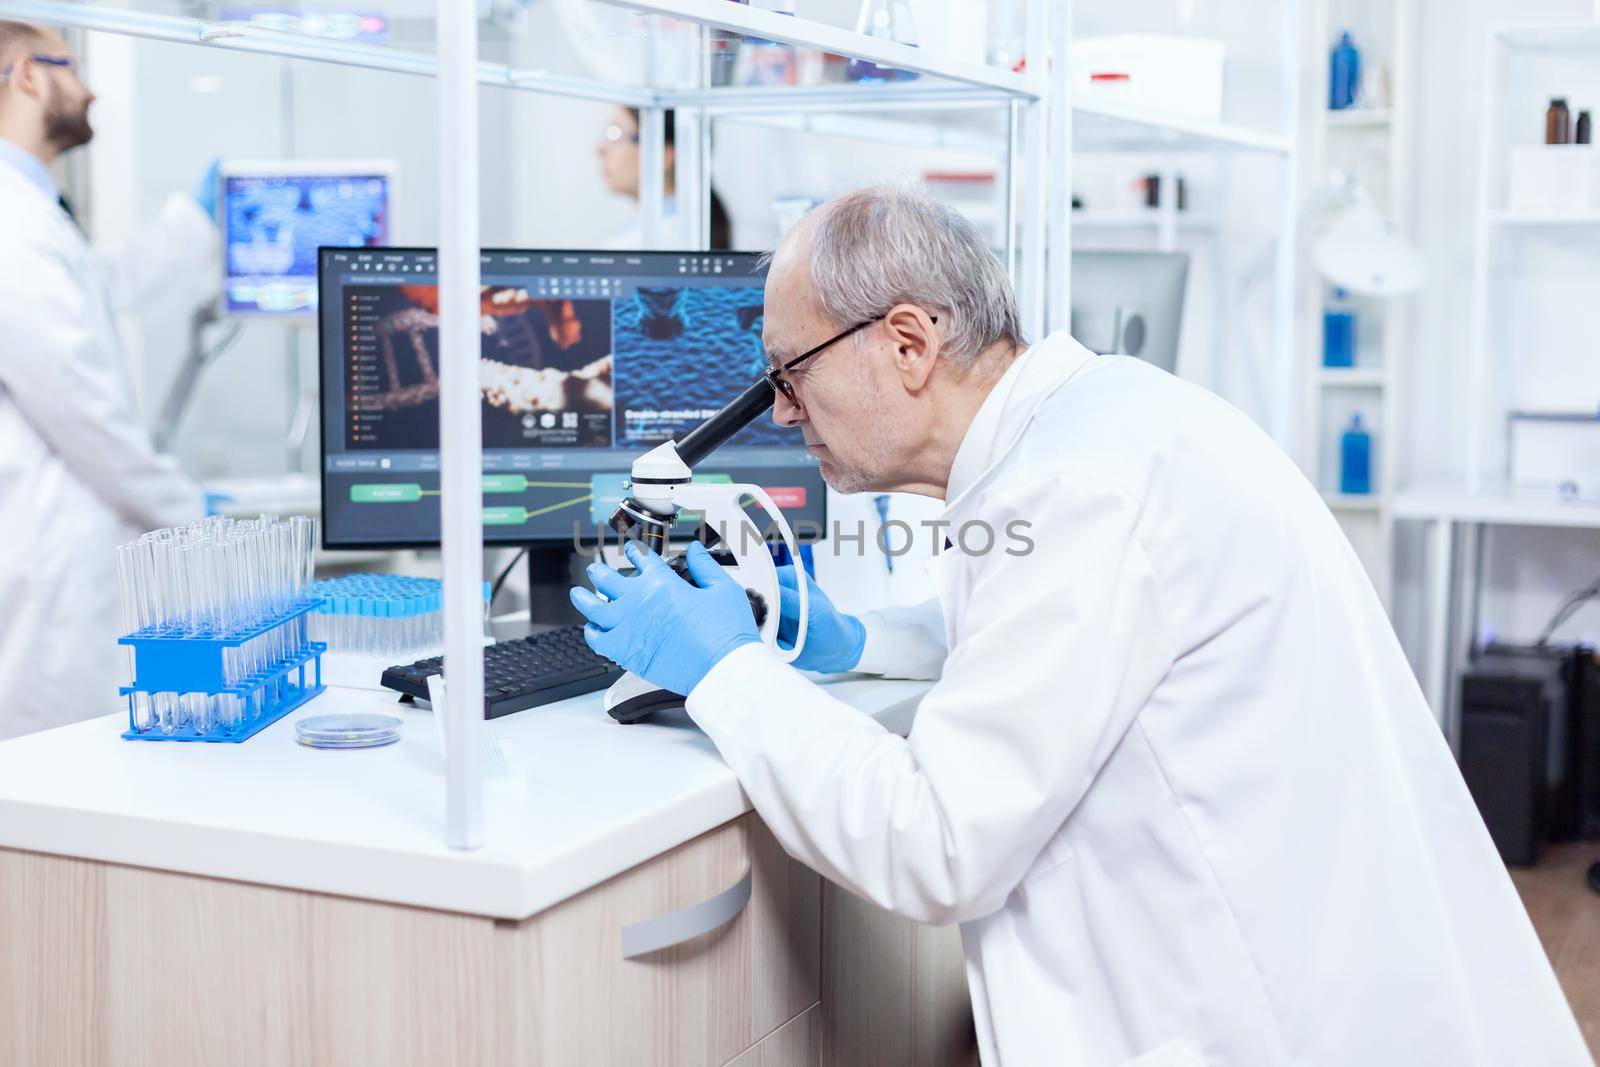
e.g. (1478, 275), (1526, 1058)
(1507, 145), (1598, 214)
(1071, 34), (1226, 121)
(1509, 412), (1600, 496)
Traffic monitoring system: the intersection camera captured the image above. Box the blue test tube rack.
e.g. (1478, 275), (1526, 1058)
(118, 597), (327, 743)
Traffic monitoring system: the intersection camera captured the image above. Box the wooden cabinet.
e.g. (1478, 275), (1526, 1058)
(0, 813), (978, 1067)
(819, 882), (980, 1067)
(0, 814), (819, 1067)
(726, 1004), (821, 1067)
(497, 813), (820, 1064)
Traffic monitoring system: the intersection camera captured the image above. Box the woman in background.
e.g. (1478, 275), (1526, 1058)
(596, 105), (732, 250)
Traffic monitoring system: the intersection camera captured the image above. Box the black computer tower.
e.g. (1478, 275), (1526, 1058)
(1459, 671), (1548, 865)
(1458, 644), (1600, 867)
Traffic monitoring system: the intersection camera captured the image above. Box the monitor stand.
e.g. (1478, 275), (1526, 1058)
(525, 544), (588, 630)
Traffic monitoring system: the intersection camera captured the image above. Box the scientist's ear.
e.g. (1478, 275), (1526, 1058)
(11, 55), (48, 101)
(883, 304), (941, 393)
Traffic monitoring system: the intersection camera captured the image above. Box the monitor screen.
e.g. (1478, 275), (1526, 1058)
(317, 248), (827, 548)
(222, 161), (396, 317)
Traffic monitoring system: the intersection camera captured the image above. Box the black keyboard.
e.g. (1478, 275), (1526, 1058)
(380, 626), (625, 719)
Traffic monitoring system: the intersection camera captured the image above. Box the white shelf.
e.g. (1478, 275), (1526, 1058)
(1073, 99), (1291, 155)
(1394, 483), (1600, 528)
(719, 101), (1292, 159)
(1326, 108), (1391, 127)
(616, 0), (1042, 99)
(1070, 211), (1220, 229)
(1494, 23), (1600, 52)
(0, 0), (653, 103)
(0, 0), (1043, 104)
(1323, 492), (1385, 512)
(1318, 367), (1386, 387)
(1490, 211), (1600, 227)
(719, 111), (1004, 153)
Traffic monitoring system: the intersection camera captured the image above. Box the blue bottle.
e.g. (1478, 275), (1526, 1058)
(1340, 414), (1372, 495)
(1323, 288), (1356, 367)
(1329, 31), (1360, 110)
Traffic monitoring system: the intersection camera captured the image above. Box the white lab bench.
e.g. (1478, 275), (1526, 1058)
(0, 676), (975, 1067)
(1394, 482), (1600, 746)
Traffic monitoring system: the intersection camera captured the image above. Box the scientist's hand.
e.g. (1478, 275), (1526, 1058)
(776, 565), (866, 673)
(193, 158), (221, 220)
(570, 540), (761, 697)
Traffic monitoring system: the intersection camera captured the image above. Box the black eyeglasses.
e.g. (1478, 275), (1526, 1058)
(763, 313), (937, 407)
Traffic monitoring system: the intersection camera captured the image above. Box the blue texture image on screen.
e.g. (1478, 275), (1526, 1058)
(612, 286), (797, 450)
(226, 174), (389, 314)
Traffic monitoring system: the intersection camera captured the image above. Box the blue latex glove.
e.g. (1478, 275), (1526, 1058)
(570, 540), (761, 697)
(202, 490), (233, 517)
(776, 565), (866, 674)
(193, 158), (221, 220)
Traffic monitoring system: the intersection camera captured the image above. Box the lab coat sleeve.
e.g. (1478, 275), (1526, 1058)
(853, 598), (947, 680)
(686, 475), (1176, 925)
(0, 236), (204, 532)
(98, 192), (219, 311)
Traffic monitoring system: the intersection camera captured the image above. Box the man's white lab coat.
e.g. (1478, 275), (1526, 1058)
(0, 160), (214, 741)
(686, 332), (1590, 1066)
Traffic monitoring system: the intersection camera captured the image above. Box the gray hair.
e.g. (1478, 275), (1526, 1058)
(801, 185), (1024, 370)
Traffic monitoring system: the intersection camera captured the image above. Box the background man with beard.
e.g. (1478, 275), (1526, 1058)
(0, 21), (218, 740)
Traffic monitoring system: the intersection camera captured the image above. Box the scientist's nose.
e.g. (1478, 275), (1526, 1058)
(771, 387), (804, 428)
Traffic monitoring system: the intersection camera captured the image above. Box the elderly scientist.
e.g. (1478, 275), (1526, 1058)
(572, 187), (1588, 1065)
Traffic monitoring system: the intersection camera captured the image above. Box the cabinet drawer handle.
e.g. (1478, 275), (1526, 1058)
(621, 866), (752, 959)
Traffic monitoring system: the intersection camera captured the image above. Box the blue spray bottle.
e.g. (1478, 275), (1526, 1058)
(1323, 287), (1356, 367)
(1340, 414), (1372, 495)
(1329, 31), (1360, 110)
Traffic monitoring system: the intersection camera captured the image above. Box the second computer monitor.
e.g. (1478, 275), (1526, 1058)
(316, 248), (827, 549)
(1070, 250), (1189, 373)
(222, 159), (397, 318)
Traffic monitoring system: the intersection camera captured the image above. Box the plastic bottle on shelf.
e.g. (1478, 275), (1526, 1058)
(1546, 98), (1571, 145)
(1322, 287), (1356, 368)
(985, 0), (1025, 73)
(1576, 109), (1592, 145)
(1340, 414), (1373, 496)
(740, 0), (798, 86)
(847, 0), (920, 83)
(1329, 31), (1360, 110)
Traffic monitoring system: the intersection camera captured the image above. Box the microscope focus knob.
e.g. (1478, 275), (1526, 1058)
(744, 589), (769, 630)
(666, 551), (768, 629)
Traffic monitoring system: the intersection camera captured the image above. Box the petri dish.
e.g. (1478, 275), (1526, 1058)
(296, 713), (403, 750)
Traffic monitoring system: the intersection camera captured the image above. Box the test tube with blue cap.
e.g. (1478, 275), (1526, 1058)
(307, 574), (492, 660)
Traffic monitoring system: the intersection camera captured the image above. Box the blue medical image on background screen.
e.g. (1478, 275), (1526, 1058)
(612, 286), (797, 449)
(225, 173), (390, 315)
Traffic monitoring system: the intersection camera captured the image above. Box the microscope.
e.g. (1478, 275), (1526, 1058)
(602, 377), (810, 722)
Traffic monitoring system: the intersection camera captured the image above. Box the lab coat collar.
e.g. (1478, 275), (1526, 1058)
(0, 136), (58, 203)
(941, 330), (1096, 518)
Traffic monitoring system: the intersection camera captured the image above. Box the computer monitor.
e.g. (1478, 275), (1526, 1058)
(221, 159), (398, 318)
(316, 247), (827, 553)
(1069, 251), (1189, 373)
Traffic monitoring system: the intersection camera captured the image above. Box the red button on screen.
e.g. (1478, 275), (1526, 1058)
(765, 487), (807, 509)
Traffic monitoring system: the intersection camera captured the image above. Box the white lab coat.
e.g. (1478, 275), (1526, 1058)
(0, 161), (215, 741)
(686, 332), (1591, 1066)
